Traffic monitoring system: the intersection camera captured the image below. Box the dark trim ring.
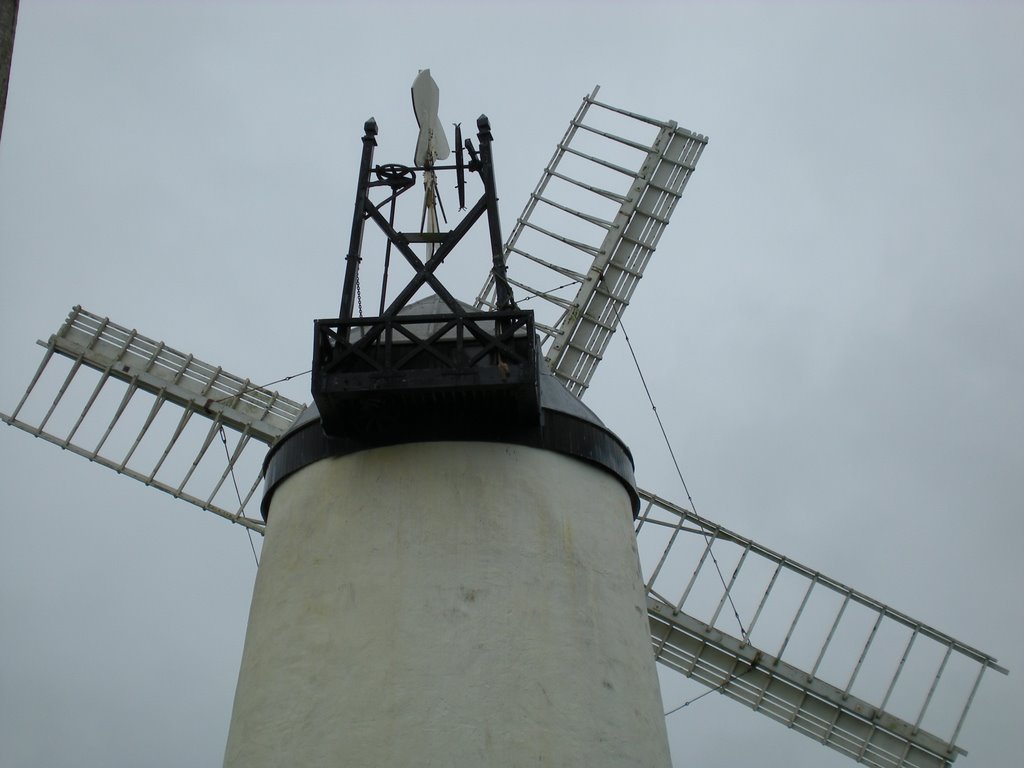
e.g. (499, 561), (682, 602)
(261, 409), (639, 521)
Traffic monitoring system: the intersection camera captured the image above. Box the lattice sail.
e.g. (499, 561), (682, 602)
(475, 87), (707, 397)
(0, 307), (307, 532)
(635, 490), (1007, 768)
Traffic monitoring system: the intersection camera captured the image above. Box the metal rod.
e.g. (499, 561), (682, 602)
(9, 341), (55, 421)
(521, 220), (601, 256)
(205, 429), (251, 506)
(63, 328), (139, 445)
(776, 575), (816, 661)
(63, 367), (111, 447)
(40, 317), (114, 436)
(176, 417), (222, 495)
(339, 118), (378, 322)
(571, 119), (654, 153)
(914, 642), (953, 730)
(378, 194), (398, 316)
(35, 357), (82, 433)
(505, 276), (573, 308)
(745, 559), (784, 641)
(36, 309), (113, 431)
(643, 509), (689, 591)
(237, 468), (264, 519)
(172, 363), (227, 492)
(533, 191), (613, 229)
(547, 169), (627, 203)
(845, 608), (885, 696)
(509, 245), (586, 281)
(476, 115), (512, 310)
(587, 94), (674, 129)
(879, 626), (919, 712)
(675, 526), (721, 611)
(147, 407), (194, 483)
(91, 383), (137, 458)
(634, 496), (656, 535)
(811, 592), (851, 678)
(949, 663), (987, 746)
(709, 543), (750, 627)
(560, 144), (643, 179)
(118, 395), (165, 471)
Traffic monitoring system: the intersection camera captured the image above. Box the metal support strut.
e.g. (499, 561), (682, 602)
(339, 118), (378, 322)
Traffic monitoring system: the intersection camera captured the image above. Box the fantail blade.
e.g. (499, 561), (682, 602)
(411, 69), (451, 166)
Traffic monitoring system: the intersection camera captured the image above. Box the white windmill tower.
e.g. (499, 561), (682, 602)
(0, 75), (1007, 768)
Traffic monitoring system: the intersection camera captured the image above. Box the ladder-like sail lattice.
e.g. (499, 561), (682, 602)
(475, 87), (707, 398)
(0, 307), (306, 532)
(635, 490), (1007, 768)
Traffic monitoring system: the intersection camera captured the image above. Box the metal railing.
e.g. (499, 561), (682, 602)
(315, 310), (535, 378)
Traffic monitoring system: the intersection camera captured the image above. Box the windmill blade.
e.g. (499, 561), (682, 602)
(0, 306), (307, 533)
(635, 489), (1007, 768)
(475, 87), (707, 398)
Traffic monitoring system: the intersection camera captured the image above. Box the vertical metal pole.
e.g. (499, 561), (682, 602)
(339, 118), (378, 322)
(476, 114), (512, 310)
(0, 0), (19, 145)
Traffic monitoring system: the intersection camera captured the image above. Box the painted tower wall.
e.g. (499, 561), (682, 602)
(223, 441), (671, 767)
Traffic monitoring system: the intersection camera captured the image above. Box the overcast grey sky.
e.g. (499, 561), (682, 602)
(1, 2), (1021, 767)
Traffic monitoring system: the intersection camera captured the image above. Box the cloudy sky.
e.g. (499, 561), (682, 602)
(1, 2), (1021, 767)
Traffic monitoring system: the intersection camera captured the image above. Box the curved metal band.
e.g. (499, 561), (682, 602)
(261, 408), (638, 521)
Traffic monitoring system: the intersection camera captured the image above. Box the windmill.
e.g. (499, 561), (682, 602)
(0, 74), (1007, 768)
